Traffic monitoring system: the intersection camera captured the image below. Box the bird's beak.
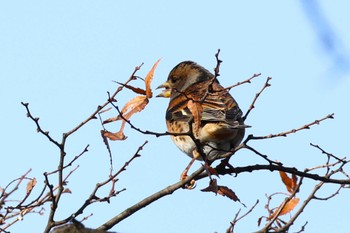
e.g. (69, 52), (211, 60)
(156, 81), (171, 98)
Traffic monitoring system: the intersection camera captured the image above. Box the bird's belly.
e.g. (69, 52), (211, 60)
(199, 123), (238, 143)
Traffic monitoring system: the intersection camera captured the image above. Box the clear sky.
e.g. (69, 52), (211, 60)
(1, 1), (350, 233)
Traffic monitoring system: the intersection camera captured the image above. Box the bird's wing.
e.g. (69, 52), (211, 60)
(166, 80), (243, 124)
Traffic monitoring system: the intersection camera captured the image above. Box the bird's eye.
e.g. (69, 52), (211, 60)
(170, 76), (177, 83)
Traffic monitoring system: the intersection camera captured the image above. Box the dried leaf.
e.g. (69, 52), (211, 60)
(99, 107), (112, 114)
(201, 179), (241, 203)
(187, 100), (203, 137)
(103, 116), (119, 124)
(279, 171), (298, 193)
(102, 130), (127, 141)
(268, 198), (300, 220)
(116, 82), (147, 95)
(292, 174), (298, 189)
(257, 216), (263, 227)
(201, 178), (219, 193)
(63, 188), (72, 194)
(218, 186), (241, 202)
(26, 178), (37, 194)
(207, 166), (219, 177)
(100, 130), (114, 170)
(145, 58), (161, 98)
(102, 96), (148, 141)
(119, 95), (149, 120)
(101, 129), (112, 150)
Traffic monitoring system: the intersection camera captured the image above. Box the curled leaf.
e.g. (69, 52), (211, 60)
(99, 107), (113, 114)
(279, 171), (298, 193)
(217, 186), (241, 203)
(201, 178), (219, 193)
(118, 96), (149, 119)
(201, 179), (241, 203)
(145, 59), (161, 98)
(187, 100), (203, 137)
(102, 130), (127, 141)
(268, 198), (300, 220)
(26, 178), (37, 194)
(116, 82), (147, 95)
(63, 188), (72, 194)
(103, 96), (149, 141)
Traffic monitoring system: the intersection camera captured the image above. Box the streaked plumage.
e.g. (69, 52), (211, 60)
(158, 61), (246, 161)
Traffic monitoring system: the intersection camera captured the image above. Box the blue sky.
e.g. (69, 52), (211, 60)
(1, 1), (350, 232)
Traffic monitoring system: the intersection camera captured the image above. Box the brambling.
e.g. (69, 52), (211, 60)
(157, 61), (247, 182)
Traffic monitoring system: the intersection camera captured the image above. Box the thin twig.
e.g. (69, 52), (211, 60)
(21, 102), (61, 149)
(55, 141), (148, 226)
(226, 73), (262, 90)
(213, 49), (222, 78)
(310, 143), (346, 162)
(97, 166), (205, 231)
(228, 200), (259, 233)
(63, 63), (144, 139)
(244, 113), (334, 142)
(243, 77), (272, 121)
(257, 178), (303, 233)
(46, 145), (89, 175)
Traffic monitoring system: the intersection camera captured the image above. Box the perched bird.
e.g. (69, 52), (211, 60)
(157, 61), (247, 179)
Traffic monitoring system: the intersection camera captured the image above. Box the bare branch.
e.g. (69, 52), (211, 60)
(21, 102), (61, 149)
(243, 77), (272, 121)
(244, 113), (334, 142)
(213, 163), (350, 185)
(213, 49), (222, 78)
(97, 166), (205, 231)
(63, 63), (144, 139)
(227, 200), (259, 233)
(226, 73), (262, 90)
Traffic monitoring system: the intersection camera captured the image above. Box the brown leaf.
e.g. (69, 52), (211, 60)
(104, 96), (149, 124)
(103, 116), (119, 124)
(103, 96), (149, 141)
(201, 178), (219, 193)
(201, 179), (218, 194)
(292, 174), (298, 189)
(26, 178), (37, 194)
(207, 166), (219, 177)
(100, 130), (114, 169)
(145, 58), (161, 98)
(102, 130), (127, 141)
(187, 100), (203, 137)
(217, 186), (240, 202)
(279, 171), (298, 193)
(257, 216), (263, 227)
(63, 188), (72, 194)
(267, 198), (300, 220)
(119, 95), (149, 120)
(201, 179), (241, 203)
(116, 82), (147, 95)
(99, 107), (113, 114)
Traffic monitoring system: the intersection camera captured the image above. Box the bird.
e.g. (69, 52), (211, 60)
(157, 61), (248, 183)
